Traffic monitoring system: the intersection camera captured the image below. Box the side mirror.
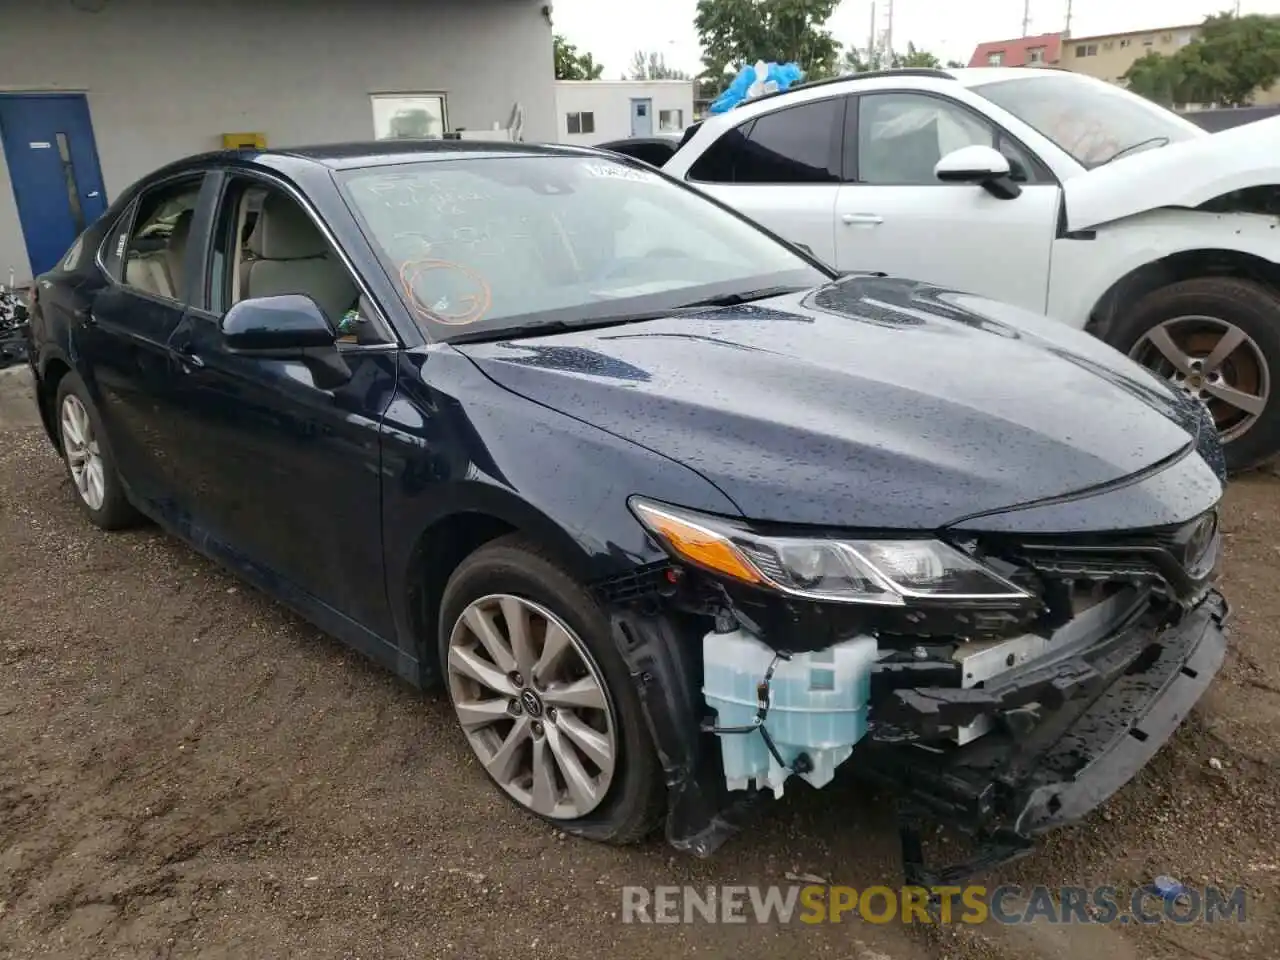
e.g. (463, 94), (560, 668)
(220, 294), (335, 352)
(934, 145), (1010, 183)
(934, 145), (1022, 199)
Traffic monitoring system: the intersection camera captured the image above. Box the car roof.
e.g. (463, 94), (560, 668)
(155, 139), (613, 177)
(697, 65), (1093, 121)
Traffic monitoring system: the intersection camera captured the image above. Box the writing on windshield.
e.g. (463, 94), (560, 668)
(339, 155), (824, 340)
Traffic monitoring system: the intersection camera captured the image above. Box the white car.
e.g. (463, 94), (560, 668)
(646, 67), (1280, 470)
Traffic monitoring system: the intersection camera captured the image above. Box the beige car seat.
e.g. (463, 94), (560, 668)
(124, 209), (194, 300)
(242, 194), (357, 321)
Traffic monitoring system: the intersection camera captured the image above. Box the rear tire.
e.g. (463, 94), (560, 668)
(54, 371), (141, 530)
(1108, 277), (1280, 472)
(438, 535), (665, 844)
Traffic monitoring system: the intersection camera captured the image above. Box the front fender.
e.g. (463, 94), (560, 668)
(1048, 208), (1280, 330)
(379, 347), (742, 669)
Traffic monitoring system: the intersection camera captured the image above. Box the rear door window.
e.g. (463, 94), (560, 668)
(689, 98), (842, 184)
(119, 177), (206, 302)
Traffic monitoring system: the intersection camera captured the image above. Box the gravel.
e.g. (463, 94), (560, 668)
(0, 367), (1276, 959)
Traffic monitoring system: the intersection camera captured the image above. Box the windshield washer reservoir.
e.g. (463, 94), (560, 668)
(702, 629), (878, 798)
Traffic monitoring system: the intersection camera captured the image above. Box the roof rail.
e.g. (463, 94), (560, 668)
(742, 67), (955, 106)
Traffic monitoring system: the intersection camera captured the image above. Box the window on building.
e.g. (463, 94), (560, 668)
(1075, 43), (1098, 57)
(1142, 36), (1154, 46)
(1161, 33), (1173, 44)
(120, 177), (205, 302)
(658, 109), (684, 132)
(1102, 40), (1114, 50)
(1120, 38), (1131, 47)
(688, 98), (840, 184)
(371, 94), (447, 140)
(988, 51), (1004, 66)
(566, 111), (596, 135)
(1027, 47), (1044, 63)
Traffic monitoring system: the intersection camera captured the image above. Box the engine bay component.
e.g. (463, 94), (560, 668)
(701, 627), (878, 796)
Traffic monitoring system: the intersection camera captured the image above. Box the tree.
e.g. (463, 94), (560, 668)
(841, 41), (945, 74)
(945, 59), (966, 69)
(1122, 12), (1280, 107)
(554, 34), (605, 80)
(1123, 51), (1186, 106)
(1188, 12), (1280, 106)
(629, 50), (691, 81)
(695, 0), (842, 85)
(895, 42), (941, 68)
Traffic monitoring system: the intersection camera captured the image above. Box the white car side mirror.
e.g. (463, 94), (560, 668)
(934, 145), (1011, 183)
(934, 145), (1021, 199)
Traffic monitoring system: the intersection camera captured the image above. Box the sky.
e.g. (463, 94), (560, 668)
(552, 0), (1280, 78)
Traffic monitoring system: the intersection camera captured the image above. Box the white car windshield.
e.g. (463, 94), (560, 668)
(971, 74), (1204, 169)
(339, 155), (828, 341)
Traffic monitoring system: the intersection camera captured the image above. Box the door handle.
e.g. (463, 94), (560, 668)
(170, 343), (205, 370)
(842, 213), (884, 226)
(85, 191), (100, 199)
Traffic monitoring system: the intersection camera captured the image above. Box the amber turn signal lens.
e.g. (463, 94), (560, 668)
(632, 502), (763, 585)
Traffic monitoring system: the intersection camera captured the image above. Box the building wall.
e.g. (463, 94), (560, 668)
(1059, 26), (1199, 85)
(0, 0), (556, 279)
(555, 81), (695, 143)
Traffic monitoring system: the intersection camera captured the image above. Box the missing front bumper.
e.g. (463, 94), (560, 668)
(612, 589), (1228, 882)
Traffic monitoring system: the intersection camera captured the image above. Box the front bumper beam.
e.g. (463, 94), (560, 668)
(613, 590), (1228, 883)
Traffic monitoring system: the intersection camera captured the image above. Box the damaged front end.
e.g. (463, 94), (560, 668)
(601, 496), (1228, 884)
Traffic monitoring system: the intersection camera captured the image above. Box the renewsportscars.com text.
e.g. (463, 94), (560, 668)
(621, 884), (1248, 925)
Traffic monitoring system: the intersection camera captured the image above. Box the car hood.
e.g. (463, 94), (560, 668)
(455, 276), (1205, 530)
(1065, 115), (1280, 231)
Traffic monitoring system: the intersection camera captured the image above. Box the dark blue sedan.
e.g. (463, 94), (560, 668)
(24, 141), (1229, 883)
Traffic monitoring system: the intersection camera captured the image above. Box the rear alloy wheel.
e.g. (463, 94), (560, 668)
(1113, 277), (1280, 472)
(54, 371), (141, 530)
(438, 535), (664, 843)
(61, 393), (106, 512)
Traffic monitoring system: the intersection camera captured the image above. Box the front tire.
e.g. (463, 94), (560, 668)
(54, 371), (140, 530)
(1110, 277), (1280, 472)
(438, 535), (665, 844)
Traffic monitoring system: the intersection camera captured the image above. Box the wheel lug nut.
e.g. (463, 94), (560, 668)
(509, 672), (524, 687)
(532, 721), (544, 737)
(508, 699), (521, 715)
(546, 707), (557, 722)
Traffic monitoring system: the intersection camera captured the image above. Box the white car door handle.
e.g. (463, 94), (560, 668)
(842, 213), (884, 226)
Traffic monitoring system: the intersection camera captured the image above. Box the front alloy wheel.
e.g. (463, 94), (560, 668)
(1114, 277), (1280, 472)
(447, 593), (618, 819)
(1128, 316), (1269, 444)
(437, 535), (664, 844)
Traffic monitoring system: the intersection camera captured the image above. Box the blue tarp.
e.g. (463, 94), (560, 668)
(709, 61), (805, 114)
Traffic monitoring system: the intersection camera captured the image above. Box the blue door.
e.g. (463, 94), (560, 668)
(630, 98), (653, 137)
(0, 94), (108, 277)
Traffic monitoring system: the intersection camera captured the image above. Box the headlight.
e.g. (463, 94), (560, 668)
(630, 498), (1033, 607)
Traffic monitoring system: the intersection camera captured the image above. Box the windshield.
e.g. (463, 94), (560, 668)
(338, 155), (828, 342)
(971, 74), (1203, 169)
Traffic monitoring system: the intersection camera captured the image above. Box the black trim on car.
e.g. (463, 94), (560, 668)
(743, 68), (956, 108)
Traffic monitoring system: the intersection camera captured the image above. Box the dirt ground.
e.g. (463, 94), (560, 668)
(0, 365), (1277, 960)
